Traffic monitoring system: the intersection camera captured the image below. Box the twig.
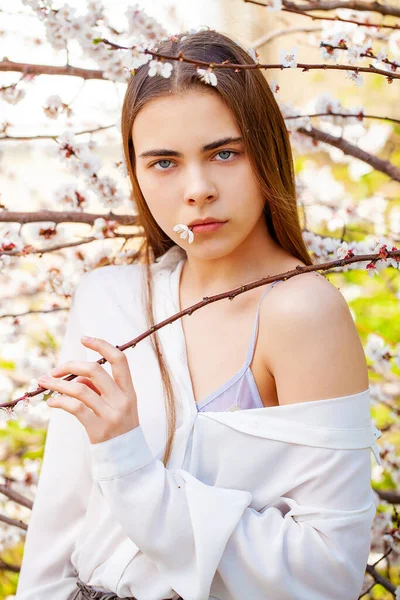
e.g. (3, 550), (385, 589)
(297, 126), (400, 182)
(0, 58), (106, 80)
(0, 558), (21, 573)
(3, 247), (399, 411)
(0, 234), (141, 257)
(0, 124), (116, 142)
(365, 563), (396, 594)
(101, 40), (400, 81)
(0, 484), (33, 509)
(0, 512), (28, 531)
(286, 112), (400, 126)
(244, 0), (400, 29)
(0, 210), (138, 227)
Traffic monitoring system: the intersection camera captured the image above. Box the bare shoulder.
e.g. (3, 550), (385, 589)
(266, 271), (347, 315)
(259, 272), (369, 405)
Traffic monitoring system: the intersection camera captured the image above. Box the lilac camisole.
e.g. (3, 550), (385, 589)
(195, 279), (285, 413)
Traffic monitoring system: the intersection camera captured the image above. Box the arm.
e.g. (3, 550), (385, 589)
(16, 278), (93, 600)
(89, 275), (376, 600)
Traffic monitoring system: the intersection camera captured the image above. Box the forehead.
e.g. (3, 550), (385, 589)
(132, 90), (240, 149)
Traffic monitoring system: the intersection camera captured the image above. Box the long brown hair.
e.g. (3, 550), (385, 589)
(121, 28), (312, 467)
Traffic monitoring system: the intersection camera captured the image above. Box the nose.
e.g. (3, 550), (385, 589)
(183, 167), (218, 206)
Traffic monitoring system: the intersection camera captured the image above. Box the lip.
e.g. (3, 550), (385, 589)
(188, 217), (227, 228)
(190, 222), (227, 233)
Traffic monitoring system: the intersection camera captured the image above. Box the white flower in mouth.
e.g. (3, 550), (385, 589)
(173, 223), (194, 244)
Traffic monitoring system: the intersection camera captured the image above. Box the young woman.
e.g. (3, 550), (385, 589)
(16, 28), (381, 600)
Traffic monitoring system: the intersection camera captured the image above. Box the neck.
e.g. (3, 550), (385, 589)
(180, 229), (291, 299)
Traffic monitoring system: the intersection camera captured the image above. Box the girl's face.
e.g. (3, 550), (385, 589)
(132, 89), (268, 259)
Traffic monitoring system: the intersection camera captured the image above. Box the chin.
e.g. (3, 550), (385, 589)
(186, 239), (239, 261)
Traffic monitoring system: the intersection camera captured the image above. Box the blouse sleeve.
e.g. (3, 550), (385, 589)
(90, 423), (376, 600)
(16, 281), (93, 600)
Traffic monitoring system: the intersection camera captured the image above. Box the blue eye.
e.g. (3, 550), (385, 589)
(150, 150), (239, 171)
(216, 150), (236, 161)
(152, 159), (173, 171)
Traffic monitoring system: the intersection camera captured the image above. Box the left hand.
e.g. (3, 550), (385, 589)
(37, 336), (140, 445)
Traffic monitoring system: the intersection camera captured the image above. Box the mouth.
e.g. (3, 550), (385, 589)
(189, 221), (227, 233)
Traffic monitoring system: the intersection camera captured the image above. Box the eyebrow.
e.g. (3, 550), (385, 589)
(138, 136), (243, 159)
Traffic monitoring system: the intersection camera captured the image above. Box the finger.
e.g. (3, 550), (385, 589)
(46, 392), (97, 432)
(75, 376), (101, 395)
(49, 360), (117, 402)
(80, 337), (136, 396)
(38, 376), (112, 419)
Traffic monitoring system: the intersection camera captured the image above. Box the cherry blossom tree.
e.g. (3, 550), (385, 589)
(0, 0), (400, 597)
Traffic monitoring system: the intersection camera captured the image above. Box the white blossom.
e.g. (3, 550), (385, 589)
(57, 130), (76, 148)
(43, 94), (70, 119)
(320, 45), (341, 62)
(173, 224), (194, 244)
(279, 46), (298, 68)
(21, 0), (42, 9)
(148, 60), (173, 78)
(125, 4), (167, 40)
(92, 175), (124, 209)
(376, 50), (388, 62)
(121, 48), (153, 73)
(91, 217), (118, 239)
(0, 407), (18, 422)
(345, 70), (364, 86)
(267, 0), (283, 11)
(360, 38), (373, 55)
(389, 30), (400, 56)
(337, 241), (350, 259)
(269, 79), (279, 94)
(347, 45), (362, 64)
(75, 147), (101, 178)
(319, 32), (351, 62)
(53, 183), (88, 210)
(1, 87), (26, 105)
(364, 334), (392, 374)
(196, 68), (218, 87)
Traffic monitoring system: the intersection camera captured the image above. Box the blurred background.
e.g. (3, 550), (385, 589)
(1, 0), (400, 597)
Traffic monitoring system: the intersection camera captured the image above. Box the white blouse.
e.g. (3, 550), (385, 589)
(16, 245), (382, 600)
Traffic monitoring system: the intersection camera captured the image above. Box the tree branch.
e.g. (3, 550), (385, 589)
(3, 246), (399, 411)
(244, 0), (400, 19)
(0, 58), (106, 80)
(372, 487), (400, 504)
(102, 41), (400, 81)
(0, 234), (140, 258)
(0, 512), (28, 531)
(284, 0), (400, 17)
(365, 563), (397, 594)
(0, 483), (33, 509)
(0, 124), (116, 142)
(286, 112), (400, 126)
(297, 125), (400, 182)
(0, 210), (138, 227)
(0, 558), (21, 573)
